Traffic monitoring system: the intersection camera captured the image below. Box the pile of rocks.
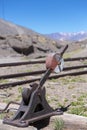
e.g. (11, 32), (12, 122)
(0, 19), (61, 58)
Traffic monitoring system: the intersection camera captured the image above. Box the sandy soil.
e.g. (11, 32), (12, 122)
(0, 47), (87, 130)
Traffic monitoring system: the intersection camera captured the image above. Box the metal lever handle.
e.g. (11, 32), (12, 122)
(60, 44), (68, 56)
(39, 45), (68, 88)
(39, 68), (51, 88)
(54, 44), (68, 73)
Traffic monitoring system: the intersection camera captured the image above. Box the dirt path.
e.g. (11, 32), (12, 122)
(0, 47), (87, 130)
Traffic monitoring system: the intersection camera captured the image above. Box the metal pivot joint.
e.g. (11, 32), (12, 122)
(3, 45), (68, 128)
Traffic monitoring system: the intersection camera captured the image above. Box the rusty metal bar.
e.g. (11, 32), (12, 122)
(64, 57), (87, 61)
(0, 70), (87, 89)
(61, 44), (68, 56)
(49, 70), (87, 79)
(0, 56), (87, 67)
(0, 101), (20, 113)
(0, 60), (45, 67)
(38, 44), (68, 88)
(0, 78), (40, 89)
(0, 70), (46, 79)
(63, 65), (87, 71)
(0, 65), (87, 80)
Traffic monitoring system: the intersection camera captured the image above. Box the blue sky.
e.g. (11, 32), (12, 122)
(0, 0), (87, 34)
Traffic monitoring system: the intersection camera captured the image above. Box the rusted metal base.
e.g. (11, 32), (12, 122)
(3, 83), (63, 127)
(3, 110), (63, 127)
(3, 46), (69, 128)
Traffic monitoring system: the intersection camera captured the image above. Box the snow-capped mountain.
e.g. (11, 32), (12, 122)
(46, 31), (87, 41)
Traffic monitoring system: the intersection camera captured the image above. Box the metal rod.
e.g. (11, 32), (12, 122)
(60, 45), (68, 56)
(0, 56), (87, 67)
(0, 70), (46, 79)
(49, 70), (87, 79)
(63, 65), (87, 71)
(64, 57), (87, 61)
(0, 60), (45, 67)
(0, 70), (87, 89)
(0, 78), (40, 89)
(0, 65), (87, 80)
(0, 101), (20, 113)
(39, 68), (52, 88)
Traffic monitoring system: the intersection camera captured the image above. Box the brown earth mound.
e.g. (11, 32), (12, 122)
(0, 19), (62, 58)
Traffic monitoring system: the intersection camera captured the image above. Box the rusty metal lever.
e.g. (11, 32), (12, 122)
(3, 45), (68, 128)
(39, 44), (68, 88)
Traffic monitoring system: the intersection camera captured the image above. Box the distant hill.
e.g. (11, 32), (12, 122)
(46, 31), (87, 41)
(0, 18), (39, 36)
(0, 19), (61, 58)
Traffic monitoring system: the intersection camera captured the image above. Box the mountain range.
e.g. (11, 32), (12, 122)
(0, 18), (87, 42)
(0, 18), (87, 58)
(46, 31), (87, 41)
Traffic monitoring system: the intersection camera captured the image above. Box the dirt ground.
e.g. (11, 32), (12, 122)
(0, 47), (87, 130)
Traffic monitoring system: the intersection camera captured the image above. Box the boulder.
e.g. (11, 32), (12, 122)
(0, 120), (37, 130)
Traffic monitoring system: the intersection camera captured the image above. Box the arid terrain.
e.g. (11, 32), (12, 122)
(0, 19), (87, 130)
(0, 46), (87, 130)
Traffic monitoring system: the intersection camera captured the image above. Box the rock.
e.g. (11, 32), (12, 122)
(7, 36), (32, 48)
(12, 45), (34, 56)
(0, 35), (6, 40)
(52, 113), (87, 130)
(7, 35), (34, 56)
(0, 19), (62, 58)
(0, 120), (37, 130)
